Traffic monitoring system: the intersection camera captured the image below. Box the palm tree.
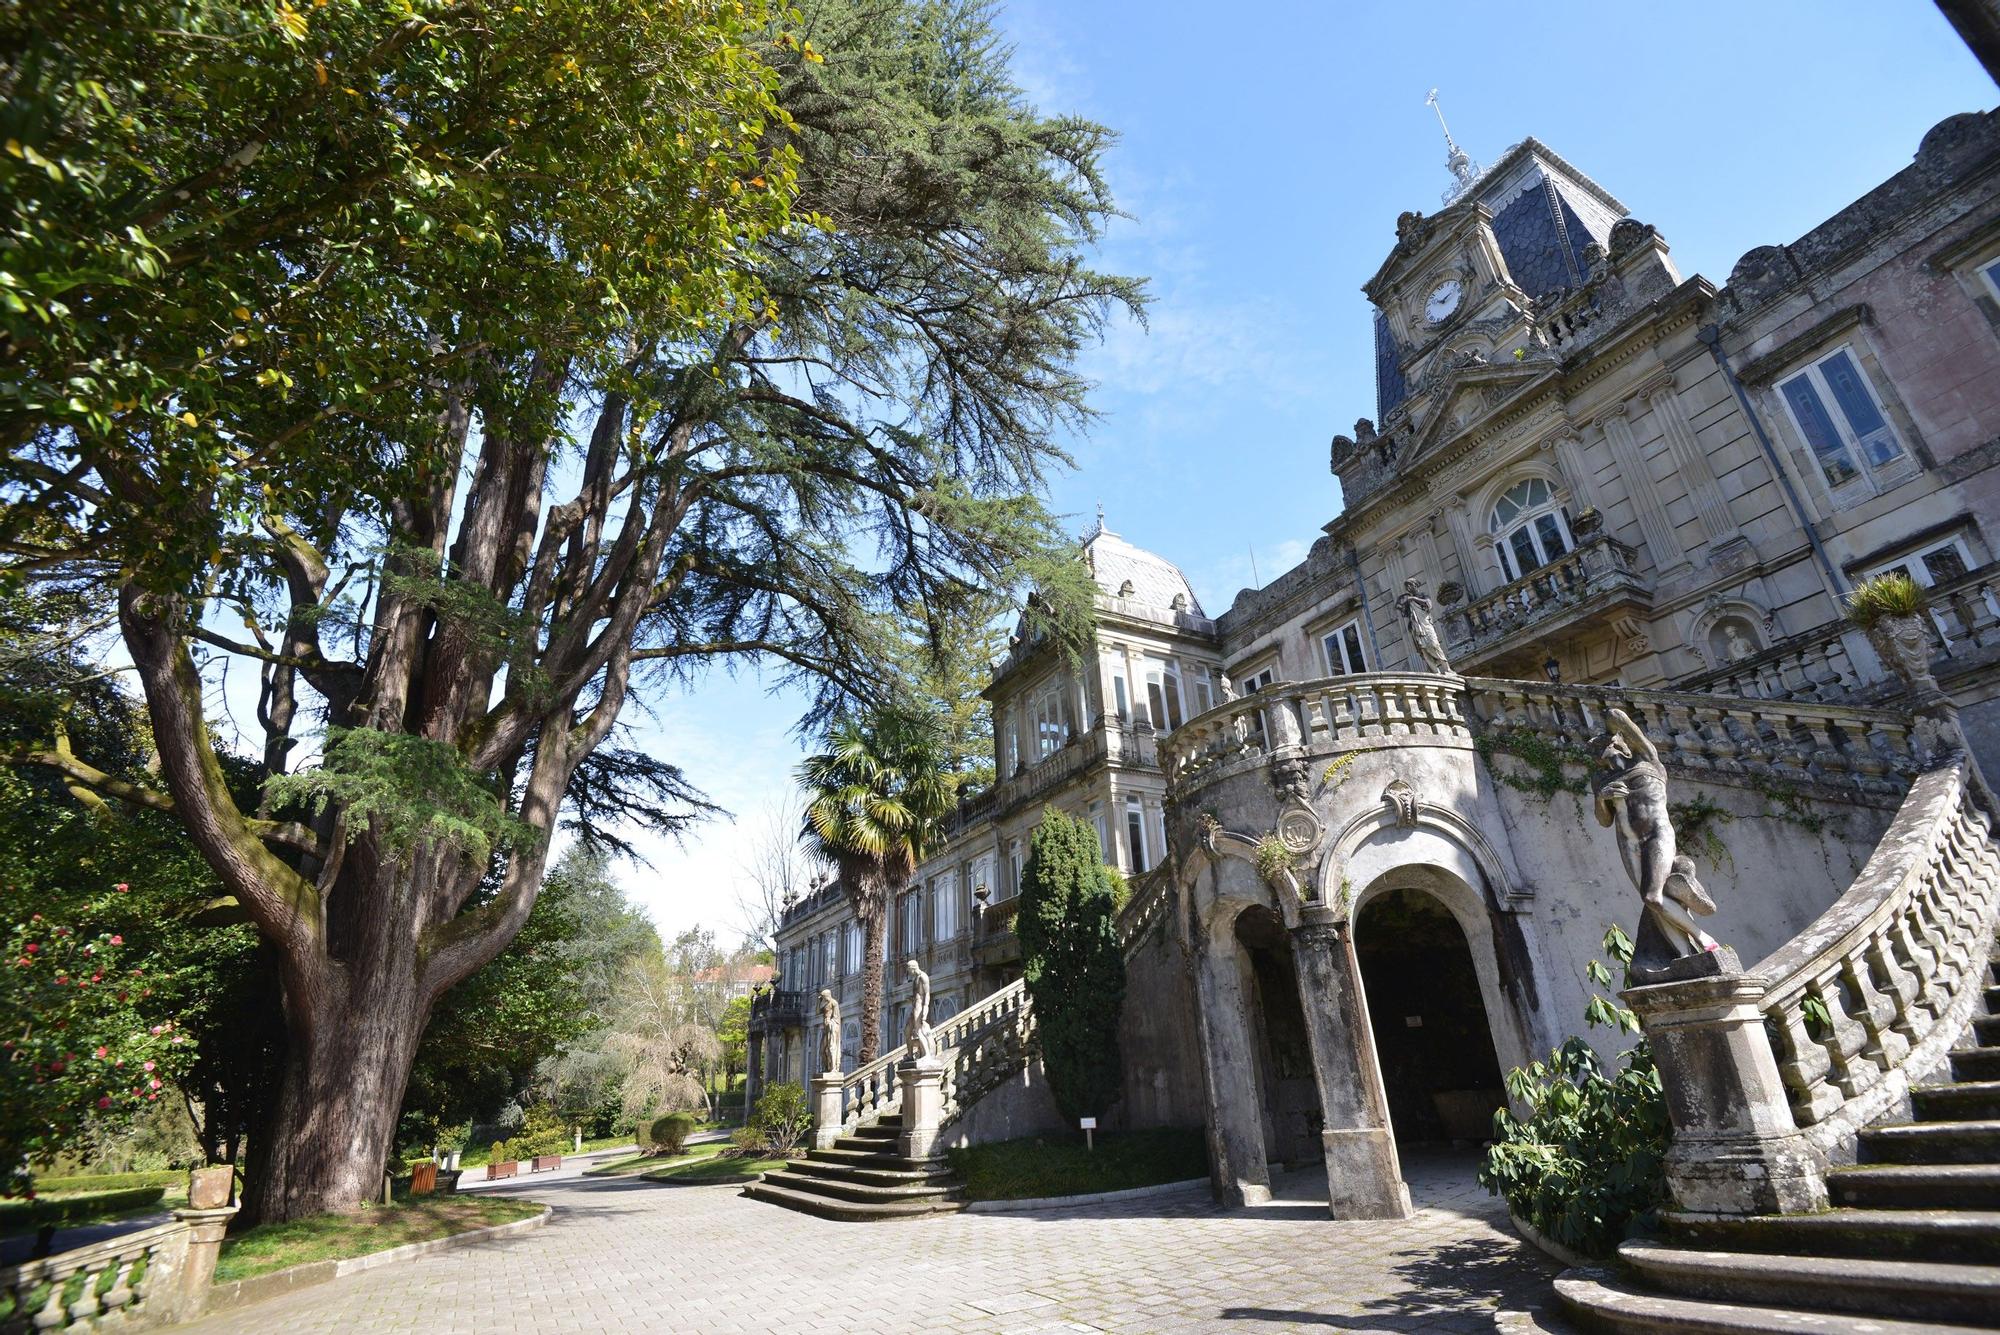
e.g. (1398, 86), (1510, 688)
(798, 708), (957, 1064)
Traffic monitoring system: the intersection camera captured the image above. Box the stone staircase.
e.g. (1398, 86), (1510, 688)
(742, 1113), (967, 1222)
(1553, 933), (2000, 1332)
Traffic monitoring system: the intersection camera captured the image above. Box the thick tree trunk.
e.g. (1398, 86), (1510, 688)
(857, 903), (886, 1064)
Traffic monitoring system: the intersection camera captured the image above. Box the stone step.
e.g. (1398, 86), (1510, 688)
(1828, 1163), (2000, 1210)
(1665, 1209), (2000, 1265)
(1950, 1046), (2000, 1082)
(1985, 984), (2000, 1013)
(805, 1145), (945, 1172)
(833, 1134), (902, 1155)
(784, 1158), (957, 1189)
(1913, 1080), (2000, 1122)
(874, 1113), (903, 1128)
(1974, 1015), (2000, 1047)
(848, 1122), (900, 1141)
(742, 1176), (965, 1222)
(1554, 1268), (1993, 1334)
(765, 1167), (962, 1206)
(1617, 1239), (2000, 1326)
(1862, 1119), (2000, 1164)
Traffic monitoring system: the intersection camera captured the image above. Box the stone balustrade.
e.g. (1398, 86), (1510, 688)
(827, 977), (1033, 1137)
(0, 1197), (233, 1332)
(939, 985), (1036, 1128)
(1116, 866), (1175, 954)
(1444, 532), (1649, 658)
(1673, 625), (1873, 704)
(1753, 755), (2000, 1147)
(1161, 673), (1472, 796)
(1461, 677), (1932, 803)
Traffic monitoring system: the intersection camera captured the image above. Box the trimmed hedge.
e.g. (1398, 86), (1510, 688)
(30, 1169), (183, 1195)
(0, 1186), (167, 1233)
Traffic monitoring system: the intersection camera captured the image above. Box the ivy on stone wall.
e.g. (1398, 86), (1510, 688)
(1474, 733), (1593, 800)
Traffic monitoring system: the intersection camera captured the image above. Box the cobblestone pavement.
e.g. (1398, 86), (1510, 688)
(184, 1149), (1560, 1335)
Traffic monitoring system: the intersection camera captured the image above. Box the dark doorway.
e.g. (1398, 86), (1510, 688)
(1353, 887), (1506, 1145)
(1232, 906), (1320, 1167)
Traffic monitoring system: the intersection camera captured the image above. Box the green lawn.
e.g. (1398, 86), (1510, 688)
(213, 1195), (542, 1283)
(581, 1150), (662, 1178)
(946, 1127), (1208, 1202)
(639, 1144), (790, 1185)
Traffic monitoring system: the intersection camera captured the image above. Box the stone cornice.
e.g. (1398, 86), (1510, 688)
(1735, 304), (1874, 386)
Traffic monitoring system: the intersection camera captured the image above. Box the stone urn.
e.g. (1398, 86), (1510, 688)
(187, 1164), (234, 1210)
(1865, 612), (1941, 698)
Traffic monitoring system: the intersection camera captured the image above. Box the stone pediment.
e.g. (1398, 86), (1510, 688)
(1402, 354), (1556, 465)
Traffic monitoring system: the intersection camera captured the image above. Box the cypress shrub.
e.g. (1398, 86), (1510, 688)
(1017, 807), (1127, 1122)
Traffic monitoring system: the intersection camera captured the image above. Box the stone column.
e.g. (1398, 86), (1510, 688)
(1444, 501), (1485, 596)
(896, 1060), (945, 1160)
(1597, 407), (1688, 576)
(1549, 431), (1599, 512)
(745, 1023), (764, 1112)
(1288, 912), (1413, 1220)
(1190, 921), (1274, 1205)
(1623, 962), (1828, 1215)
(1645, 384), (1739, 547)
(810, 1072), (845, 1150)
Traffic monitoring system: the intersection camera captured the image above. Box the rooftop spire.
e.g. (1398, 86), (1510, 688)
(1426, 88), (1481, 204)
(1091, 501), (1108, 538)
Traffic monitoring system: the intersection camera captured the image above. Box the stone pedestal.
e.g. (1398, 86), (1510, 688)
(810, 1073), (845, 1151)
(1289, 913), (1414, 1220)
(896, 1059), (945, 1161)
(168, 1206), (236, 1320)
(1624, 967), (1828, 1216)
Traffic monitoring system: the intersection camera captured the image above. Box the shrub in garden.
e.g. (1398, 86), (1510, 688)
(514, 1105), (569, 1158)
(0, 893), (194, 1197)
(728, 1124), (769, 1156)
(489, 1140), (510, 1165)
(752, 1082), (811, 1156)
(1479, 926), (1669, 1259)
(649, 1112), (697, 1156)
(1016, 809), (1126, 1122)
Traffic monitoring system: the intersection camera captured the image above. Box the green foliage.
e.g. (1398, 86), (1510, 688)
(729, 1124), (769, 1155)
(1016, 809), (1126, 1122)
(946, 1127), (1206, 1203)
(264, 729), (536, 865)
(511, 1106), (569, 1159)
(751, 1081), (810, 1156)
(716, 993), (752, 1080)
(1479, 926), (1668, 1259)
(1253, 836), (1297, 884)
(1475, 732), (1592, 800)
(1, 889), (196, 1197)
(1844, 572), (1928, 628)
(649, 1112), (698, 1156)
(1668, 793), (1733, 866)
(0, 1185), (166, 1235)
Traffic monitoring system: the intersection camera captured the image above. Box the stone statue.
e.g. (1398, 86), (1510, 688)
(1725, 624), (1756, 662)
(1396, 577), (1454, 675)
(817, 989), (841, 1075)
(903, 959), (937, 1065)
(1591, 708), (1720, 964)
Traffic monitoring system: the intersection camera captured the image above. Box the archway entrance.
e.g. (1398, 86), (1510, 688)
(1353, 887), (1506, 1145)
(1232, 905), (1320, 1168)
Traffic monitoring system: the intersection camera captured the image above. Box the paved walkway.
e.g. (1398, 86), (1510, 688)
(183, 1150), (1561, 1334)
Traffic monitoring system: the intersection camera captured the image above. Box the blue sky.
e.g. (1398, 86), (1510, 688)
(619, 1), (1998, 943)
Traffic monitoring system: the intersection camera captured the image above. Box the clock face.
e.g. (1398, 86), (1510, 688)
(1426, 278), (1463, 324)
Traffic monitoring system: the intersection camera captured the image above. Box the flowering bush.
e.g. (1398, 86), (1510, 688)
(0, 886), (195, 1197)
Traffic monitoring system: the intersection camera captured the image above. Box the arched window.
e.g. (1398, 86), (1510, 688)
(1488, 478), (1573, 582)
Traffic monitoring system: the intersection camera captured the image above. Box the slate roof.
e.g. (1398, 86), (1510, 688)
(1083, 523), (1206, 617)
(1491, 178), (1602, 301)
(1375, 310), (1408, 420)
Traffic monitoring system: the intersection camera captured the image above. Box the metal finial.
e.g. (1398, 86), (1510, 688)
(1092, 501), (1107, 538)
(1426, 88), (1481, 204)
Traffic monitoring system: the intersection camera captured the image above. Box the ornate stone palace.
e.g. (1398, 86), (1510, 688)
(748, 108), (2000, 1327)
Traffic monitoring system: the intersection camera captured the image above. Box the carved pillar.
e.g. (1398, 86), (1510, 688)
(1597, 406), (1688, 575)
(1549, 431), (1599, 512)
(745, 1025), (764, 1111)
(1445, 501), (1484, 595)
(1288, 912), (1413, 1219)
(1646, 384), (1738, 546)
(164, 1205), (236, 1322)
(1624, 965), (1828, 1215)
(1414, 520), (1447, 592)
(1190, 909), (1274, 1205)
(896, 1059), (945, 1160)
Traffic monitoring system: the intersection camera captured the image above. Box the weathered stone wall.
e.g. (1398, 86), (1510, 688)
(938, 1055), (1068, 1151)
(1112, 914), (1206, 1132)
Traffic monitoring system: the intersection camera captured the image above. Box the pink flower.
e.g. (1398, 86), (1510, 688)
(149, 1026), (162, 1036)
(143, 1061), (155, 1072)
(97, 1096), (110, 1109)
(94, 1047), (107, 1060)
(148, 1077), (160, 1090)
(114, 883), (128, 893)
(22, 943), (35, 954)
(53, 976), (66, 986)
(108, 935), (122, 946)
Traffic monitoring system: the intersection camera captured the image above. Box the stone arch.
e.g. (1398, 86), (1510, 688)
(1467, 454), (1574, 532)
(1684, 595), (1778, 673)
(1322, 786), (1526, 920)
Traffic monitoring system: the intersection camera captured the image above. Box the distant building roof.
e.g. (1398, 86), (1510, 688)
(696, 962), (778, 988)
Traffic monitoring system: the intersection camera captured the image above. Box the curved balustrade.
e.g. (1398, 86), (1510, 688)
(1445, 532), (1647, 655)
(1461, 678), (1932, 803)
(1116, 866), (1176, 954)
(1753, 756), (2000, 1144)
(1162, 673), (1473, 795)
(833, 978), (1032, 1134)
(0, 1219), (186, 1332)
(939, 986), (1036, 1128)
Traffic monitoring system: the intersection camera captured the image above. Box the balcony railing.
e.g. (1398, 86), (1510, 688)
(991, 718), (1157, 816)
(748, 987), (805, 1033)
(1445, 532), (1650, 662)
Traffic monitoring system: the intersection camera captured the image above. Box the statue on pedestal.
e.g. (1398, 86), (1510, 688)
(904, 959), (938, 1065)
(1397, 577), (1454, 675)
(1591, 707), (1721, 970)
(817, 989), (841, 1075)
